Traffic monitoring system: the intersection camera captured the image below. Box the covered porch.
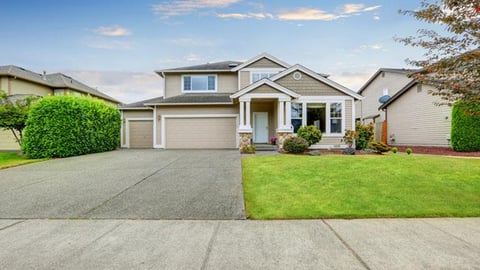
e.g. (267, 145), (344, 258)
(230, 79), (300, 150)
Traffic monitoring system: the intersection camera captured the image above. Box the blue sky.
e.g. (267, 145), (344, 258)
(1, 0), (441, 103)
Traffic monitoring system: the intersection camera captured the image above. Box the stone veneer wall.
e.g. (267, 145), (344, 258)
(277, 132), (292, 150)
(239, 133), (253, 151)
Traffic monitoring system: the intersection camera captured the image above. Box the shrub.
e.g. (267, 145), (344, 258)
(392, 147), (398, 154)
(368, 141), (391, 154)
(451, 101), (480, 152)
(342, 147), (355, 155)
(342, 129), (356, 148)
(241, 145), (256, 154)
(406, 148), (413, 155)
(22, 96), (120, 158)
(297, 125), (322, 146)
(283, 137), (309, 154)
(355, 122), (374, 150)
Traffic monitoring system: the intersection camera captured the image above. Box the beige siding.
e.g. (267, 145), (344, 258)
(165, 117), (237, 148)
(0, 78), (9, 94)
(345, 100), (353, 130)
(164, 72), (237, 98)
(359, 71), (412, 123)
(156, 105), (238, 146)
(387, 84), (451, 147)
(317, 136), (343, 145)
(276, 72), (345, 96)
(129, 120), (153, 148)
(239, 71), (250, 89)
(245, 58), (284, 69)
(9, 78), (52, 96)
(249, 85), (281, 94)
(0, 130), (20, 150)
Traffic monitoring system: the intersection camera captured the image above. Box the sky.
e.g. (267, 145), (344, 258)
(0, 0), (444, 103)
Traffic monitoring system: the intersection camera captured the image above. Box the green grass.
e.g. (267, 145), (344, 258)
(0, 152), (45, 169)
(242, 154), (480, 219)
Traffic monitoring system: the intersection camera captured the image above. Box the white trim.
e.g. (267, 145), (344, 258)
(269, 64), (364, 100)
(240, 93), (291, 102)
(159, 114), (239, 149)
(120, 111), (125, 147)
(290, 100), (347, 137)
(231, 53), (290, 71)
(297, 96), (352, 102)
(237, 71), (241, 90)
(230, 79), (300, 99)
(119, 107), (154, 110)
(153, 106), (157, 147)
(241, 68), (285, 72)
(352, 100), (356, 131)
(181, 74), (217, 93)
(124, 117), (154, 148)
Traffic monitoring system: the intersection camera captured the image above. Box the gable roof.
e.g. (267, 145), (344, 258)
(156, 61), (242, 77)
(231, 53), (290, 71)
(358, 68), (414, 95)
(230, 78), (300, 99)
(378, 80), (419, 110)
(119, 96), (161, 109)
(0, 65), (120, 104)
(270, 64), (364, 100)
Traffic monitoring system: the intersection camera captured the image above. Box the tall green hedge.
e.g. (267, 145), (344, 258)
(22, 96), (120, 158)
(451, 101), (480, 152)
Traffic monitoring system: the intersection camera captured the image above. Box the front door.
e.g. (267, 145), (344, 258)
(253, 112), (269, 143)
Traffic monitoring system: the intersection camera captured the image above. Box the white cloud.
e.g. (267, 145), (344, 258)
(329, 71), (375, 92)
(373, 15), (380, 20)
(278, 8), (345, 21)
(363, 5), (382, 12)
(361, 44), (383, 50)
(185, 53), (201, 62)
(216, 12), (273, 19)
(62, 70), (164, 104)
(93, 25), (132, 36)
(152, 0), (242, 17)
(342, 4), (381, 14)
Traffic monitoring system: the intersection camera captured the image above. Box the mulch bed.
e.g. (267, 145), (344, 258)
(393, 146), (480, 157)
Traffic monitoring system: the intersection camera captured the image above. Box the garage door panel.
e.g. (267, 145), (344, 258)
(166, 118), (236, 149)
(129, 120), (153, 148)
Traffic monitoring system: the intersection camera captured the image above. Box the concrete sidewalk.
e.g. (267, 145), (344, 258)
(0, 218), (478, 269)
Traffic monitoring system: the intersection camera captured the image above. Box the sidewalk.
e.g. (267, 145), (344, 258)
(0, 218), (478, 269)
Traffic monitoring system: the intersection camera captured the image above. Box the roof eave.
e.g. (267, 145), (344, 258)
(144, 102), (233, 106)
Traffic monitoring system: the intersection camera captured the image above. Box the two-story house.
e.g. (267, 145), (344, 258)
(120, 53), (363, 150)
(0, 65), (120, 150)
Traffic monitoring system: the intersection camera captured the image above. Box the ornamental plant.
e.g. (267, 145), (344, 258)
(22, 95), (120, 158)
(368, 141), (391, 154)
(283, 137), (309, 154)
(297, 125), (322, 146)
(406, 148), (413, 155)
(355, 122), (374, 150)
(392, 147), (398, 154)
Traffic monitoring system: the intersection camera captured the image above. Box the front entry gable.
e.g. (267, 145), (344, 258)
(230, 78), (300, 100)
(232, 53), (290, 71)
(271, 64), (363, 100)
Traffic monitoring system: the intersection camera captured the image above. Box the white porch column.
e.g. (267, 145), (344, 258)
(245, 100), (251, 128)
(278, 100), (285, 128)
(285, 100), (291, 129)
(239, 101), (245, 127)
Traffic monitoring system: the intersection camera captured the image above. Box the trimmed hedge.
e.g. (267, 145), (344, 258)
(22, 96), (120, 158)
(451, 101), (480, 152)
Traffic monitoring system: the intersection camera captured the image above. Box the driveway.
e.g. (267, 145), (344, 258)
(0, 150), (245, 219)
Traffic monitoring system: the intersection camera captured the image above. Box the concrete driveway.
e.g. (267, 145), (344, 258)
(0, 150), (245, 219)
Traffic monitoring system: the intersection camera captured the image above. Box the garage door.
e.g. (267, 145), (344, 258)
(165, 117), (237, 149)
(129, 120), (153, 148)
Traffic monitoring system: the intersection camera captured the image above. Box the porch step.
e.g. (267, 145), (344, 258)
(254, 144), (278, 151)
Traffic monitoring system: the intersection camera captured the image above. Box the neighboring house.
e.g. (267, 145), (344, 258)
(357, 68), (451, 147)
(379, 80), (452, 147)
(120, 53), (363, 149)
(0, 65), (120, 150)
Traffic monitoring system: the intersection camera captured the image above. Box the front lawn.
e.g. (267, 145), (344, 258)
(0, 152), (45, 169)
(242, 154), (480, 219)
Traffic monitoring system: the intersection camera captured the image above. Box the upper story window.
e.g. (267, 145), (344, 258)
(182, 75), (217, 92)
(251, 71), (278, 83)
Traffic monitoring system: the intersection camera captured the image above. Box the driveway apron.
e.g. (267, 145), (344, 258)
(0, 150), (245, 219)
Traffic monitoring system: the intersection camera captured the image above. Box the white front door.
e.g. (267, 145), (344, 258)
(253, 112), (269, 143)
